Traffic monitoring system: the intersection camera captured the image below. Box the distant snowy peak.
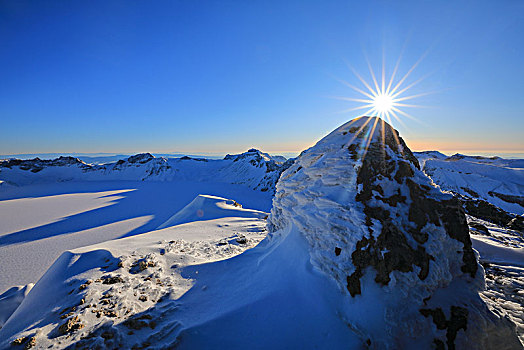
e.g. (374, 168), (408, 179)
(446, 153), (499, 161)
(269, 116), (519, 348)
(414, 150), (448, 159)
(413, 151), (448, 168)
(224, 148), (286, 165)
(124, 152), (156, 164)
(108, 153), (171, 178)
(220, 149), (293, 193)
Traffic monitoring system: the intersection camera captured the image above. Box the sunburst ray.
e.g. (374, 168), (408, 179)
(335, 51), (434, 132)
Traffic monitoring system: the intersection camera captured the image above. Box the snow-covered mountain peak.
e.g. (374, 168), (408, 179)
(310, 116), (420, 168)
(125, 152), (156, 164)
(269, 116), (519, 347)
(224, 148), (286, 164)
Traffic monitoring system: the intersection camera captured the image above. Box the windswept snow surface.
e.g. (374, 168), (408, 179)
(158, 194), (267, 229)
(466, 217), (524, 344)
(0, 149), (284, 292)
(415, 152), (524, 215)
(0, 284), (33, 329)
(0, 181), (272, 294)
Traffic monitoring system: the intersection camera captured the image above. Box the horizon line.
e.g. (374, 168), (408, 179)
(2, 149), (524, 160)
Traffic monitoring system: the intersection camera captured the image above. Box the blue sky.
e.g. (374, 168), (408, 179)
(1, 0), (523, 156)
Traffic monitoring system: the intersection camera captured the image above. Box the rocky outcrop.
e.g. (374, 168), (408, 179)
(461, 197), (523, 232)
(268, 116), (520, 348)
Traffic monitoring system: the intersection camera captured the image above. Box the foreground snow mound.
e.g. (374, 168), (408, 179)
(158, 194), (267, 228)
(0, 208), (269, 349)
(0, 284), (33, 329)
(269, 116), (521, 348)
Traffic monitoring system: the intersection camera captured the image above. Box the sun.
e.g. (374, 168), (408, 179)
(332, 53), (431, 128)
(373, 93), (394, 115)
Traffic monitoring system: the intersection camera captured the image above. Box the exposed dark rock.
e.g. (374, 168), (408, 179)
(460, 187), (479, 198)
(129, 259), (156, 274)
(348, 121), (476, 297)
(101, 276), (124, 284)
(10, 335), (36, 349)
(420, 306), (468, 350)
(123, 314), (155, 330)
(507, 216), (524, 231)
(462, 198), (516, 227)
(127, 153), (154, 164)
(235, 234), (247, 244)
(58, 316), (84, 335)
(488, 192), (524, 207)
(469, 222), (490, 236)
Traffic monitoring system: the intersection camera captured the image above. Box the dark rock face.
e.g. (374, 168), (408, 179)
(507, 216), (524, 231)
(346, 119), (477, 297)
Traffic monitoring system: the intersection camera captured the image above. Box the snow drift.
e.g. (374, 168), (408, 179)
(0, 284), (33, 329)
(157, 194), (267, 229)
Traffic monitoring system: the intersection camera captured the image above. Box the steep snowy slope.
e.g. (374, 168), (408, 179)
(414, 152), (524, 215)
(0, 149), (293, 195)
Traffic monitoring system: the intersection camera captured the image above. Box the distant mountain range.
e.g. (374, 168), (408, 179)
(1, 148), (523, 221)
(0, 151), (298, 165)
(0, 149), (294, 195)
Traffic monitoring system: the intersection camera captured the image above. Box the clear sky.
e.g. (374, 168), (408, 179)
(1, 0), (523, 156)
